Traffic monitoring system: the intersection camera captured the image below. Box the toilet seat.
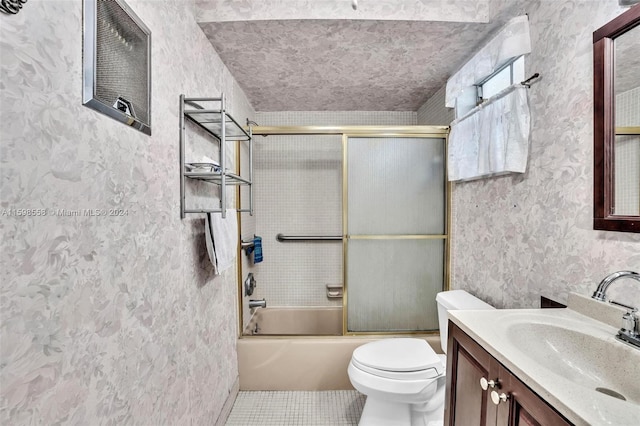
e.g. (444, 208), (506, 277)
(351, 338), (444, 380)
(351, 358), (441, 380)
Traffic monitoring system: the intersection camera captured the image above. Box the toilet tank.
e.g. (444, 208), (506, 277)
(436, 290), (494, 354)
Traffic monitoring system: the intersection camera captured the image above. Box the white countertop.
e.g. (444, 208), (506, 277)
(448, 294), (640, 426)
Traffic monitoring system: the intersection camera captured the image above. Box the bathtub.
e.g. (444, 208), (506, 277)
(238, 307), (441, 390)
(244, 306), (343, 336)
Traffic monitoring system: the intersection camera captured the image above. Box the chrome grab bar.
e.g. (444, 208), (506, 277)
(276, 233), (342, 242)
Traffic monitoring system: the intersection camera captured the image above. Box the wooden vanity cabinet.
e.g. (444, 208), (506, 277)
(444, 322), (572, 426)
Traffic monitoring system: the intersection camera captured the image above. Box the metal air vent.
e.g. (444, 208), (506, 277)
(83, 0), (151, 135)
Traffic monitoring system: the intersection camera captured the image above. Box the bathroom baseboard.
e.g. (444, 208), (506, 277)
(215, 377), (240, 426)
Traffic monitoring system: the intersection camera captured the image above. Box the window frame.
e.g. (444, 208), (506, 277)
(475, 56), (525, 104)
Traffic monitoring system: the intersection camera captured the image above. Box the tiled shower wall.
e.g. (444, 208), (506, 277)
(419, 0), (640, 309)
(246, 112), (416, 308)
(417, 85), (454, 126)
(256, 112), (418, 127)
(0, 1), (254, 424)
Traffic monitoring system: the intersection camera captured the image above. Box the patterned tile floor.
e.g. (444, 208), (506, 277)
(225, 390), (366, 425)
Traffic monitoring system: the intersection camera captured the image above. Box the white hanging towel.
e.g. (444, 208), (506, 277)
(205, 210), (238, 274)
(448, 84), (530, 182)
(204, 213), (219, 273)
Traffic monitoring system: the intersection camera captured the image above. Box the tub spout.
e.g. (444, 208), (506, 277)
(249, 299), (267, 309)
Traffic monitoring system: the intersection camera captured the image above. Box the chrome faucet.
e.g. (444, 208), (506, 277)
(592, 271), (640, 302)
(592, 271), (640, 349)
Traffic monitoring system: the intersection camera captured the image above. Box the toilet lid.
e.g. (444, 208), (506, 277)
(352, 338), (444, 376)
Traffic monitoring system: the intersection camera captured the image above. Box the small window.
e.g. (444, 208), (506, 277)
(477, 56), (525, 102)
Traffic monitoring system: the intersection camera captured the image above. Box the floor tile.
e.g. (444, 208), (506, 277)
(225, 390), (365, 425)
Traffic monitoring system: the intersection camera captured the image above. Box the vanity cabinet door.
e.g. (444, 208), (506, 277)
(494, 364), (571, 426)
(444, 321), (499, 426)
(445, 322), (572, 426)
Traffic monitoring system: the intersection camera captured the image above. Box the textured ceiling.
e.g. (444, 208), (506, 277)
(200, 19), (497, 111)
(195, 0), (490, 23)
(196, 0), (528, 111)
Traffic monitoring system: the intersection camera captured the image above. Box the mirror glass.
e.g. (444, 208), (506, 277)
(613, 25), (640, 216)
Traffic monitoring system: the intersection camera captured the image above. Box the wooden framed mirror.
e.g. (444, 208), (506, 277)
(593, 4), (640, 233)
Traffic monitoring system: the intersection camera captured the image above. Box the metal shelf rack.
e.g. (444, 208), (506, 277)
(179, 94), (253, 218)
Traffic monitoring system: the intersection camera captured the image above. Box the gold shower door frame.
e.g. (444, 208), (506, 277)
(239, 125), (451, 337)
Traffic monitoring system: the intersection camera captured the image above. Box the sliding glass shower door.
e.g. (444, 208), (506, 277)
(345, 136), (447, 333)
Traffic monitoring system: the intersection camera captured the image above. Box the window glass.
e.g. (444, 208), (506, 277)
(479, 56), (525, 101)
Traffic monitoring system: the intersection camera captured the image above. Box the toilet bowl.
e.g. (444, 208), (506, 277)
(348, 338), (446, 425)
(347, 290), (494, 426)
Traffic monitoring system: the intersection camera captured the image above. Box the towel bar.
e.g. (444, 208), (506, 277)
(276, 233), (342, 242)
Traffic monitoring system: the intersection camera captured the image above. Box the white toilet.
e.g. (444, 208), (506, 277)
(347, 290), (494, 426)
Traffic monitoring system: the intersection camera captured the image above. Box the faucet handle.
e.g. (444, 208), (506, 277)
(622, 311), (638, 336)
(610, 300), (639, 336)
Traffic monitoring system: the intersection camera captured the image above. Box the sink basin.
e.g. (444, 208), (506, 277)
(506, 322), (640, 405)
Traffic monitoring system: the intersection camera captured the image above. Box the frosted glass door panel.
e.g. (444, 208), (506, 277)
(347, 138), (445, 235)
(254, 135), (343, 308)
(347, 239), (444, 332)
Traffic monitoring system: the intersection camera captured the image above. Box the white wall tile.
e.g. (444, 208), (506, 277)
(417, 85), (455, 125)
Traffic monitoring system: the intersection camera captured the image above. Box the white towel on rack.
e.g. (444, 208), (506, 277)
(206, 210), (238, 274)
(448, 113), (480, 180)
